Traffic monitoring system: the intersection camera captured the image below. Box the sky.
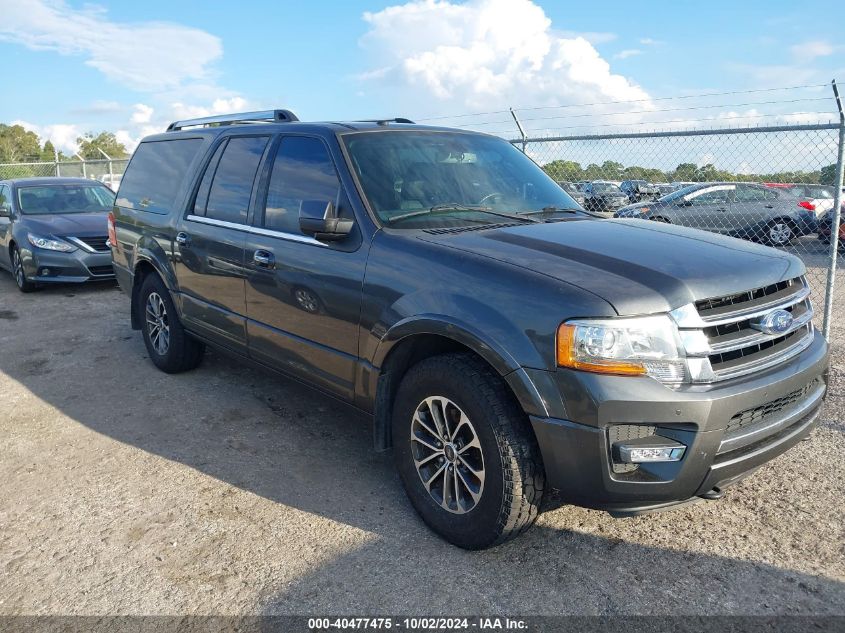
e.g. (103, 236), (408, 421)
(0, 0), (843, 155)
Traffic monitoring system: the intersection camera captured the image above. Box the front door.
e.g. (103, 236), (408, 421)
(173, 135), (270, 353)
(677, 184), (735, 234)
(244, 135), (367, 400)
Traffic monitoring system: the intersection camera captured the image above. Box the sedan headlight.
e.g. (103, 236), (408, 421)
(557, 316), (686, 383)
(27, 233), (76, 252)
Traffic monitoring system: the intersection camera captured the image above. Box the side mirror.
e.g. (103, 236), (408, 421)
(0, 204), (11, 218)
(299, 200), (353, 242)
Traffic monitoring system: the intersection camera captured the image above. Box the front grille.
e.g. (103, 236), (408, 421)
(726, 381), (816, 436)
(676, 276), (814, 383)
(74, 235), (110, 252)
(88, 265), (114, 276)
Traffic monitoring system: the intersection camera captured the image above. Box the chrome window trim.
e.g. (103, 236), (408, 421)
(185, 214), (327, 247)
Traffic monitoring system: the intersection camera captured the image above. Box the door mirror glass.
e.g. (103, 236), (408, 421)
(0, 204), (10, 218)
(299, 200), (354, 241)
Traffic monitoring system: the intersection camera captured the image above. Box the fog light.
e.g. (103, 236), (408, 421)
(41, 268), (51, 276)
(613, 437), (686, 463)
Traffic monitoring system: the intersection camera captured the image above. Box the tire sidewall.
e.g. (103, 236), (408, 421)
(139, 275), (179, 370)
(392, 363), (507, 548)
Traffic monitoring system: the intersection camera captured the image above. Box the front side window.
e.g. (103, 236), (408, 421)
(195, 136), (269, 224)
(685, 185), (735, 205)
(342, 131), (579, 228)
(117, 138), (203, 214)
(735, 185), (772, 202)
(16, 184), (115, 215)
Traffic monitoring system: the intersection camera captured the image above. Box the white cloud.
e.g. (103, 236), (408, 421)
(638, 38), (662, 46)
(358, 0), (651, 116)
(614, 49), (642, 60)
(0, 0), (223, 92)
(169, 97), (250, 121)
(130, 104), (154, 124)
(12, 120), (81, 154)
(789, 40), (834, 63)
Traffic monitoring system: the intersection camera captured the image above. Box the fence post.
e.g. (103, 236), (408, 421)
(822, 80), (845, 341)
(54, 147), (60, 177)
(510, 108), (527, 153)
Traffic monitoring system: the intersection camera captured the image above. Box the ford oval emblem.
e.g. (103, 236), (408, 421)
(753, 309), (794, 335)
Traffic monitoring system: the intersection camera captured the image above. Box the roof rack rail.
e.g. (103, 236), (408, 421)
(166, 109), (299, 131)
(357, 118), (415, 125)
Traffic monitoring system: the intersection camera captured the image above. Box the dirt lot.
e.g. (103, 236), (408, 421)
(0, 272), (843, 616)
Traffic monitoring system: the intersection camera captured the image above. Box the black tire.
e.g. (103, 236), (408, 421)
(11, 245), (37, 293)
(139, 273), (205, 373)
(392, 353), (545, 549)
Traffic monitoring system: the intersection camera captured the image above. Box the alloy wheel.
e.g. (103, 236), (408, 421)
(12, 249), (25, 288)
(410, 396), (485, 514)
(769, 222), (793, 245)
(145, 292), (170, 356)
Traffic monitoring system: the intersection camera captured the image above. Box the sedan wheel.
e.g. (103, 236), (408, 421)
(11, 247), (36, 292)
(767, 221), (794, 246)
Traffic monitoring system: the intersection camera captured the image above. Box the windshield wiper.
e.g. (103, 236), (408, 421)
(386, 203), (541, 224)
(520, 206), (603, 219)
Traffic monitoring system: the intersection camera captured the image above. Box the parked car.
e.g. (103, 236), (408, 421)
(654, 183), (678, 196)
(765, 183), (837, 218)
(556, 181), (585, 206)
(111, 110), (828, 549)
(0, 177), (116, 292)
(99, 174), (123, 191)
(582, 181), (629, 213)
(619, 179), (660, 203)
(615, 182), (817, 246)
(817, 202), (844, 250)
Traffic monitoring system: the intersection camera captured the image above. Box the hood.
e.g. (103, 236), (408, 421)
(19, 212), (109, 237)
(416, 218), (804, 315)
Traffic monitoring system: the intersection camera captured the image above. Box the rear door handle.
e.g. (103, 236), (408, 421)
(253, 249), (275, 269)
(175, 232), (190, 247)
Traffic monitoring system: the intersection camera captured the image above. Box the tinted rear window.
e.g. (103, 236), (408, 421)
(117, 138), (203, 214)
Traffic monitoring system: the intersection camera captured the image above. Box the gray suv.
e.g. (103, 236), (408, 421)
(110, 110), (829, 549)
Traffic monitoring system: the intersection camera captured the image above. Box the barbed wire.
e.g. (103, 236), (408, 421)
(415, 82), (833, 122)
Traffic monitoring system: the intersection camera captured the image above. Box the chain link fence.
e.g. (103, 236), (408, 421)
(511, 123), (845, 350)
(0, 158), (129, 184)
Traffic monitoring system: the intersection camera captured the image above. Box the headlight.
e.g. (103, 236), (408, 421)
(557, 316), (686, 383)
(27, 233), (76, 252)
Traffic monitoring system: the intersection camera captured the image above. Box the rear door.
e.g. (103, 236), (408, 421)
(244, 134), (367, 400)
(732, 184), (778, 237)
(174, 134), (271, 353)
(0, 185), (11, 268)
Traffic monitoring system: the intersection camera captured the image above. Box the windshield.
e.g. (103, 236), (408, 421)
(17, 184), (115, 215)
(657, 184), (705, 202)
(592, 182), (621, 193)
(342, 131), (580, 227)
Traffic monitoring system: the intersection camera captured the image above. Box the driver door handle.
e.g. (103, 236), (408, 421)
(175, 232), (190, 247)
(253, 249), (275, 269)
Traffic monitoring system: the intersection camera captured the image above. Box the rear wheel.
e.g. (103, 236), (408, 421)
(392, 353), (545, 549)
(11, 246), (36, 293)
(139, 274), (205, 373)
(765, 220), (794, 246)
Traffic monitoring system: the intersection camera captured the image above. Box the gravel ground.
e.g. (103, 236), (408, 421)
(0, 271), (843, 616)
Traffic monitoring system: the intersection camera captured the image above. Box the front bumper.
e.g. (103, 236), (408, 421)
(20, 245), (115, 283)
(527, 331), (828, 514)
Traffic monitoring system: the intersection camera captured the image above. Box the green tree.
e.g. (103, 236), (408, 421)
(0, 124), (43, 162)
(672, 163), (700, 182)
(542, 159), (582, 181)
(76, 131), (128, 159)
(820, 163), (845, 186)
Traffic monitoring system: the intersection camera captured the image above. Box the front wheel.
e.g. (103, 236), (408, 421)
(139, 274), (205, 373)
(11, 246), (36, 293)
(392, 353), (545, 549)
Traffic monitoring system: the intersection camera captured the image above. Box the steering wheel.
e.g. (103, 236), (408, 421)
(478, 192), (507, 205)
